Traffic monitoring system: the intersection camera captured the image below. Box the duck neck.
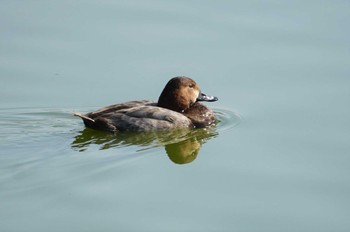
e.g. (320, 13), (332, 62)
(158, 98), (185, 112)
(158, 92), (189, 112)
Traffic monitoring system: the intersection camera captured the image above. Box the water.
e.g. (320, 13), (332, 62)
(1, 1), (350, 231)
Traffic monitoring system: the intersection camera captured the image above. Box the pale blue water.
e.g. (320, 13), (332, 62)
(1, 1), (350, 231)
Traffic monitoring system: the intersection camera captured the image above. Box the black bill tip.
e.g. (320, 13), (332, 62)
(197, 92), (218, 102)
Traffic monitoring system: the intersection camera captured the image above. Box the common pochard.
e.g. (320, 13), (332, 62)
(74, 76), (218, 132)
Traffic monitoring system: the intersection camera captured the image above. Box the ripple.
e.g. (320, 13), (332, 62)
(0, 107), (81, 145)
(214, 108), (241, 133)
(0, 107), (240, 145)
(0, 107), (240, 160)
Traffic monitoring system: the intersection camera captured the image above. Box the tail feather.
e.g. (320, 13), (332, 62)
(74, 112), (95, 123)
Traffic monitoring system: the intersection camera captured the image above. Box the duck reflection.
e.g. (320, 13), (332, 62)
(71, 128), (218, 164)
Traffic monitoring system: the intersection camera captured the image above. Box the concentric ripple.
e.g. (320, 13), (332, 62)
(214, 108), (241, 133)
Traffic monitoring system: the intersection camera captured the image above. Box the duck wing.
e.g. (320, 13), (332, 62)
(75, 101), (193, 132)
(101, 105), (193, 132)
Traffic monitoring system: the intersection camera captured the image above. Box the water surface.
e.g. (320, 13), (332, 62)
(1, 1), (350, 231)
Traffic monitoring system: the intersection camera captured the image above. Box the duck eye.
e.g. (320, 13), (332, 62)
(189, 84), (194, 88)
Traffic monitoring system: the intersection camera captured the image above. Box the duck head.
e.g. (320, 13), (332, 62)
(158, 76), (218, 112)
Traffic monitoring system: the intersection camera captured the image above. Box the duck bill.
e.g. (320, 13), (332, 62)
(197, 92), (218, 102)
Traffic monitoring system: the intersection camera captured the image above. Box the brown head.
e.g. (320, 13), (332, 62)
(157, 76), (218, 112)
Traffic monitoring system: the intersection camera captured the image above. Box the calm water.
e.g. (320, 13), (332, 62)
(1, 1), (350, 231)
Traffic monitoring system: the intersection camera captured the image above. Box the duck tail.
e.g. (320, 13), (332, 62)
(73, 112), (95, 123)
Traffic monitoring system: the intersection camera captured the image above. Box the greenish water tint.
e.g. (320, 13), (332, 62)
(72, 108), (239, 163)
(1, 0), (350, 231)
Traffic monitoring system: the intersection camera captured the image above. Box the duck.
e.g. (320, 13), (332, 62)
(74, 76), (218, 132)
